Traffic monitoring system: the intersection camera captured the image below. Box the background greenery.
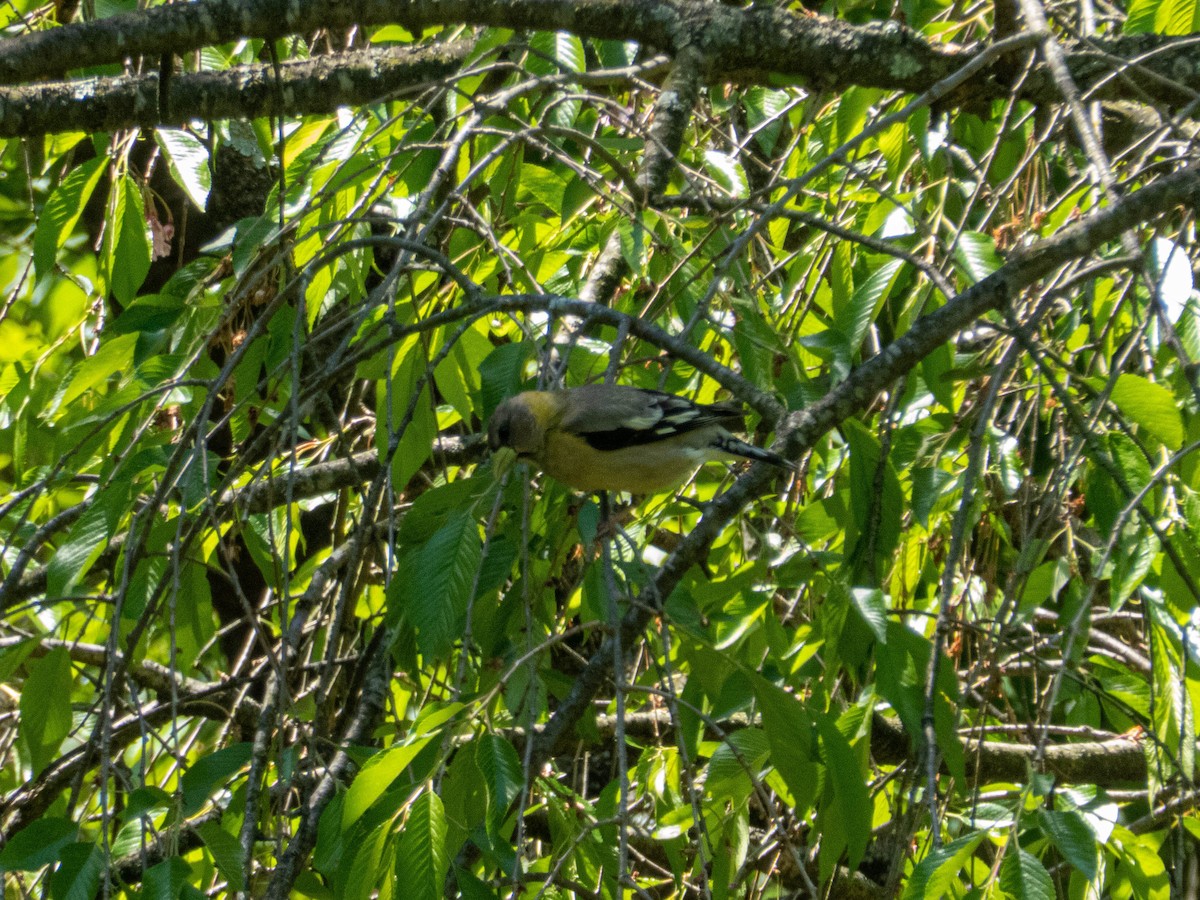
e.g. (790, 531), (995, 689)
(1, 0), (1199, 896)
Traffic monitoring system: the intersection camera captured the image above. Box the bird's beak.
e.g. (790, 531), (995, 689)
(491, 446), (517, 481)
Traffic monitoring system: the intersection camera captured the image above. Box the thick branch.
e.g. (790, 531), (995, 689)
(0, 42), (468, 138)
(0, 0), (1197, 109)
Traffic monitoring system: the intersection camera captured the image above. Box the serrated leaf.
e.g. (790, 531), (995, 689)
(49, 841), (105, 900)
(380, 338), (437, 490)
(180, 744), (252, 815)
(707, 728), (770, 802)
(753, 678), (817, 812)
(0, 817), (77, 871)
(46, 486), (130, 599)
(849, 587), (888, 643)
(156, 128), (211, 211)
(120, 786), (173, 822)
(903, 833), (984, 899)
(396, 792), (448, 900)
(616, 216), (648, 275)
(391, 512), (481, 659)
(1124, 0), (1159, 31)
(20, 647), (72, 775)
(528, 30), (584, 75)
(344, 820), (390, 900)
(1154, 0), (1200, 33)
(837, 257), (902, 354)
(142, 856), (191, 900)
(33, 157), (106, 280)
(196, 820), (246, 892)
(703, 150), (748, 198)
(817, 714), (870, 869)
(998, 848), (1053, 900)
(104, 175), (152, 305)
(1107, 373), (1184, 450)
(1038, 809), (1098, 879)
(342, 736), (434, 831)
(474, 734), (521, 835)
(48, 331), (139, 417)
(954, 231), (1002, 283)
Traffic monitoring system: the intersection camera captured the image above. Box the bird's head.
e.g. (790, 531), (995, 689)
(488, 394), (546, 479)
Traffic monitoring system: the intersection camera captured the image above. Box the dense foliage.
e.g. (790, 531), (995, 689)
(1, 0), (1199, 896)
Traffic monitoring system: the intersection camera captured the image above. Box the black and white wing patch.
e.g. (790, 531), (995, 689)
(565, 386), (742, 452)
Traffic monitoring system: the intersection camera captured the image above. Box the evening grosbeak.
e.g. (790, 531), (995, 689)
(487, 384), (789, 494)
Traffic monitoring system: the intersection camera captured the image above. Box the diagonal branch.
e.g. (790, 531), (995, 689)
(529, 163), (1200, 766)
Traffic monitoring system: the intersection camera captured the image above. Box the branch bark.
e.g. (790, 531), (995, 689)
(0, 42), (469, 137)
(0, 0), (1197, 123)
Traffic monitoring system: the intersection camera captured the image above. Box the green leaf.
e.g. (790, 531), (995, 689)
(196, 820), (246, 892)
(120, 786), (173, 822)
(954, 231), (1002, 283)
(390, 512), (482, 659)
(342, 736), (434, 831)
(181, 744), (252, 816)
(1106, 373), (1184, 450)
(46, 480), (131, 599)
(1158, 0), (1200, 34)
(1113, 827), (1170, 897)
(380, 337), (437, 489)
(156, 128), (212, 211)
(20, 647), (72, 775)
(47, 331), (139, 416)
(753, 678), (817, 811)
(844, 418), (903, 572)
(836, 257), (903, 354)
(104, 175), (152, 305)
(707, 728), (770, 803)
(1019, 558), (1070, 618)
(49, 841), (105, 900)
(616, 215), (649, 275)
(0, 817), (77, 871)
(475, 734), (522, 837)
(849, 587), (888, 643)
(1124, 0), (1160, 31)
(142, 856), (192, 900)
(834, 86), (881, 146)
(998, 847), (1053, 900)
(817, 714), (870, 869)
(344, 820), (390, 900)
(1037, 809), (1098, 880)
(396, 792), (449, 900)
(903, 833), (984, 899)
(528, 30), (584, 75)
(745, 86), (788, 153)
(1107, 430), (1152, 496)
(1129, 0), (1200, 32)
(33, 157), (106, 280)
(0, 636), (40, 683)
(703, 150), (749, 198)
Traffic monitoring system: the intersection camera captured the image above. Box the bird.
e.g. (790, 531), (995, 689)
(487, 384), (789, 494)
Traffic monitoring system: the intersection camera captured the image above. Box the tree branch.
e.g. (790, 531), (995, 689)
(529, 162), (1200, 766)
(1, 0), (1198, 110)
(0, 42), (469, 137)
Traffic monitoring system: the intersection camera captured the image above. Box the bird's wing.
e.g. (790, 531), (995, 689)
(560, 386), (743, 451)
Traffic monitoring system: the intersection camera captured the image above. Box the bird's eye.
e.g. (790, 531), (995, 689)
(497, 423), (510, 444)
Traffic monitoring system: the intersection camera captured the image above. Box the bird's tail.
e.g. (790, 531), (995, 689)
(713, 435), (791, 469)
